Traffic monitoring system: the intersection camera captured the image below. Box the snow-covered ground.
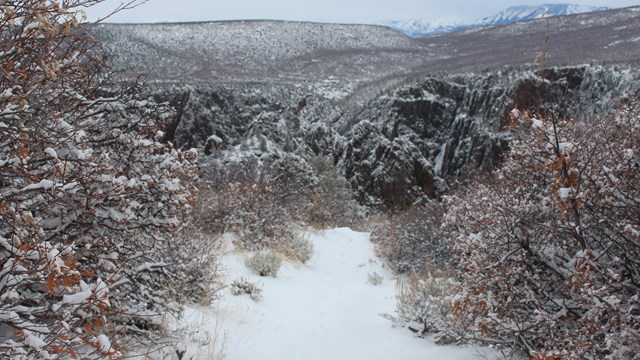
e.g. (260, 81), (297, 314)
(173, 228), (498, 360)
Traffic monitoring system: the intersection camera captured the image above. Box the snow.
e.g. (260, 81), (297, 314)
(207, 134), (223, 145)
(473, 4), (608, 27)
(174, 228), (497, 359)
(62, 290), (92, 305)
(558, 142), (576, 155)
(379, 4), (608, 38)
(44, 147), (57, 159)
(531, 118), (544, 129)
(434, 143), (446, 175)
(558, 187), (573, 199)
(379, 19), (463, 38)
(22, 179), (56, 191)
(24, 330), (47, 350)
(62, 281), (92, 305)
(97, 334), (111, 354)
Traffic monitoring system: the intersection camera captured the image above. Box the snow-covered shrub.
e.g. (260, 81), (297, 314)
(269, 153), (317, 203)
(307, 155), (358, 227)
(372, 205), (450, 273)
(444, 105), (640, 358)
(276, 232), (314, 264)
(229, 278), (263, 301)
(265, 153), (325, 225)
(227, 181), (292, 250)
(0, 1), (200, 358)
(167, 222), (223, 305)
(396, 272), (456, 336)
(198, 176), (292, 250)
(199, 155), (358, 249)
(367, 272), (384, 285)
(245, 251), (283, 277)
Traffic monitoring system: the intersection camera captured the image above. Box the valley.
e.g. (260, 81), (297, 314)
(94, 6), (640, 207)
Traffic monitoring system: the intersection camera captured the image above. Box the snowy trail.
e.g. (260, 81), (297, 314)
(178, 228), (496, 360)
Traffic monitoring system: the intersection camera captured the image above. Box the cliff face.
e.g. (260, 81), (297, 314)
(156, 65), (639, 208)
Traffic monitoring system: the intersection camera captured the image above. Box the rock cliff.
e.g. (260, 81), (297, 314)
(152, 65), (639, 208)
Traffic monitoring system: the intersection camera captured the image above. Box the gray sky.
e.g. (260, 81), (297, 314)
(87, 0), (640, 24)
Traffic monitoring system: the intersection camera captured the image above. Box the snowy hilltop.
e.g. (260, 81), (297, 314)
(381, 3), (609, 37)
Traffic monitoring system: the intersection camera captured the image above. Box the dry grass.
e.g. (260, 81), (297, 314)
(395, 269), (458, 336)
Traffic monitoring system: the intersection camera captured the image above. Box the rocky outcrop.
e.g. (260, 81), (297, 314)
(338, 120), (437, 208)
(149, 65), (639, 209)
(337, 65), (639, 207)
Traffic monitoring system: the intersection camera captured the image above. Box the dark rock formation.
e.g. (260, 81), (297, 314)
(147, 65), (639, 209)
(337, 65), (639, 207)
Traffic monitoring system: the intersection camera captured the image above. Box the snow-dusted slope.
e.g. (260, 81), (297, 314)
(95, 6), (640, 84)
(173, 228), (499, 359)
(381, 3), (608, 37)
(93, 21), (419, 82)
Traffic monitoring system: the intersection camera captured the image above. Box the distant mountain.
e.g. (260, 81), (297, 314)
(380, 19), (463, 37)
(381, 3), (609, 37)
(474, 4), (609, 27)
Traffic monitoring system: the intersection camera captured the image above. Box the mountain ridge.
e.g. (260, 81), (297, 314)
(381, 3), (609, 37)
(93, 5), (640, 85)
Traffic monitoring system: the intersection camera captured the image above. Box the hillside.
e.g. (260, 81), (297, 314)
(93, 21), (418, 83)
(94, 6), (640, 85)
(415, 6), (640, 73)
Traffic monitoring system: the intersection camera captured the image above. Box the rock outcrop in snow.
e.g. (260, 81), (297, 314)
(151, 65), (639, 208)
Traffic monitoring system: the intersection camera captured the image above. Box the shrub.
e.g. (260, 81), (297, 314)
(196, 155), (359, 252)
(269, 153), (317, 209)
(444, 106), (640, 358)
(229, 278), (263, 301)
(276, 232), (314, 264)
(0, 1), (199, 358)
(198, 178), (292, 250)
(245, 251), (283, 277)
(396, 272), (456, 336)
(367, 272), (384, 285)
(372, 205), (450, 273)
(167, 222), (223, 305)
(307, 155), (358, 227)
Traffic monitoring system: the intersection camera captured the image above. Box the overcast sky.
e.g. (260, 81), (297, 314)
(87, 0), (640, 24)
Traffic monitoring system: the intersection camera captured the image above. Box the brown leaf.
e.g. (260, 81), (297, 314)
(18, 146), (28, 159)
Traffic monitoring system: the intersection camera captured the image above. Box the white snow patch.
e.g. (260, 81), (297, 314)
(62, 281), (92, 305)
(44, 147), (58, 159)
(558, 187), (573, 199)
(97, 334), (112, 353)
(207, 134), (223, 145)
(558, 142), (576, 155)
(531, 118), (544, 129)
(23, 179), (56, 191)
(24, 330), (47, 349)
(172, 228), (498, 360)
(623, 149), (634, 160)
